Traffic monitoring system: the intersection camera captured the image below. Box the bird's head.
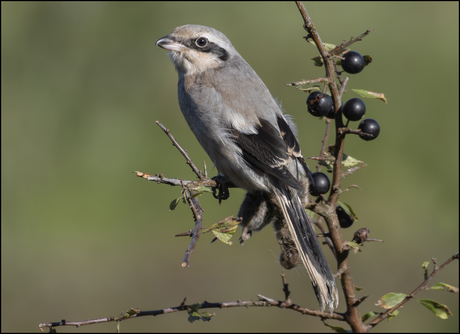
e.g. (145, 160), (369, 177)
(156, 25), (237, 75)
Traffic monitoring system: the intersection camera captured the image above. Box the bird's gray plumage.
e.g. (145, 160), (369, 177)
(156, 24), (338, 312)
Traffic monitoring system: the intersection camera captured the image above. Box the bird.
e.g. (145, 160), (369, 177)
(156, 24), (338, 312)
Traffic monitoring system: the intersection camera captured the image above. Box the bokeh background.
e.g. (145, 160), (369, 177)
(2, 2), (458, 332)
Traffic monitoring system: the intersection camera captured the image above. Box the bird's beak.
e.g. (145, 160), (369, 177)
(155, 37), (185, 52)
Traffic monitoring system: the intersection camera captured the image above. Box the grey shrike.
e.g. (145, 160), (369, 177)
(156, 25), (338, 312)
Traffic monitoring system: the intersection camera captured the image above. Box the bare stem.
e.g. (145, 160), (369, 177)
(156, 121), (205, 180)
(38, 274), (346, 331)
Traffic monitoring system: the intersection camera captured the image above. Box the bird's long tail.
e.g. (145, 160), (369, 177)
(274, 185), (339, 312)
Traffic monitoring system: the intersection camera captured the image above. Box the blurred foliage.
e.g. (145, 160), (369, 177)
(2, 2), (458, 333)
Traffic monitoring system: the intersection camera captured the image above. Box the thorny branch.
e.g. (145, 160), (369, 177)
(133, 171), (217, 188)
(180, 181), (204, 267)
(39, 2), (457, 332)
(37, 252), (458, 331)
(330, 29), (374, 56)
(156, 121), (205, 180)
(294, 1), (372, 332)
(38, 273), (345, 331)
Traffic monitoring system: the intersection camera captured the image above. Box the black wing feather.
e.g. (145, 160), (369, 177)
(232, 118), (302, 192)
(277, 116), (315, 188)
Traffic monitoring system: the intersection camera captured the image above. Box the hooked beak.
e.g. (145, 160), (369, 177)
(155, 36), (185, 52)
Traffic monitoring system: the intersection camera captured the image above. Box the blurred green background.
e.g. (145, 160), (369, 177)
(2, 2), (458, 332)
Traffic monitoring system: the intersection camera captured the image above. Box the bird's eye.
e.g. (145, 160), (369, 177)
(195, 37), (208, 48)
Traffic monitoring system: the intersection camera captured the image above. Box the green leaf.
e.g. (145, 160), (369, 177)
(422, 261), (430, 279)
(311, 56), (324, 67)
(376, 293), (408, 309)
(307, 40), (337, 52)
(200, 218), (240, 234)
(346, 241), (360, 253)
(300, 85), (322, 93)
(114, 308), (140, 321)
(169, 195), (184, 211)
(363, 55), (373, 66)
(388, 310), (399, 321)
(347, 241), (359, 248)
(317, 152), (334, 171)
(418, 299), (453, 319)
(354, 285), (363, 291)
(191, 185), (213, 193)
(429, 283), (459, 293)
(322, 321), (351, 333)
(341, 153), (365, 170)
(351, 89), (387, 103)
(200, 217), (239, 245)
(212, 228), (235, 245)
(126, 308), (140, 316)
(187, 303), (212, 323)
(337, 201), (359, 220)
(324, 43), (337, 51)
(306, 209), (316, 218)
(190, 186), (214, 199)
(323, 146), (365, 173)
(361, 311), (375, 322)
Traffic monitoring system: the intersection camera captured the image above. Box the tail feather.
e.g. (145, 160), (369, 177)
(274, 186), (339, 312)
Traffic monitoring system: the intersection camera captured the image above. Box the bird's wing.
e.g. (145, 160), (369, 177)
(233, 116), (339, 312)
(232, 117), (303, 192)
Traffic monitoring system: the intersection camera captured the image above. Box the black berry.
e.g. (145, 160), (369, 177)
(310, 172), (330, 196)
(326, 105), (339, 119)
(306, 91), (333, 117)
(336, 205), (355, 228)
(358, 119), (380, 141)
(343, 98), (366, 121)
(341, 51), (365, 74)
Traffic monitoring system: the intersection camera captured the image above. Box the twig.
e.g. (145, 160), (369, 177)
(353, 295), (369, 307)
(280, 272), (292, 305)
(338, 127), (373, 138)
(317, 118), (332, 172)
(330, 29), (374, 56)
(137, 123), (212, 267)
(367, 251), (459, 330)
(38, 274), (345, 331)
(256, 294), (345, 319)
(181, 182), (204, 267)
(174, 229), (194, 237)
(338, 76), (349, 98)
(156, 121), (205, 180)
(133, 171), (217, 188)
(312, 216), (337, 258)
(39, 297), (346, 331)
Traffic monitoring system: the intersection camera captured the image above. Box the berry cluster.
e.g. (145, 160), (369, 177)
(306, 50), (380, 141)
(304, 50), (382, 228)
